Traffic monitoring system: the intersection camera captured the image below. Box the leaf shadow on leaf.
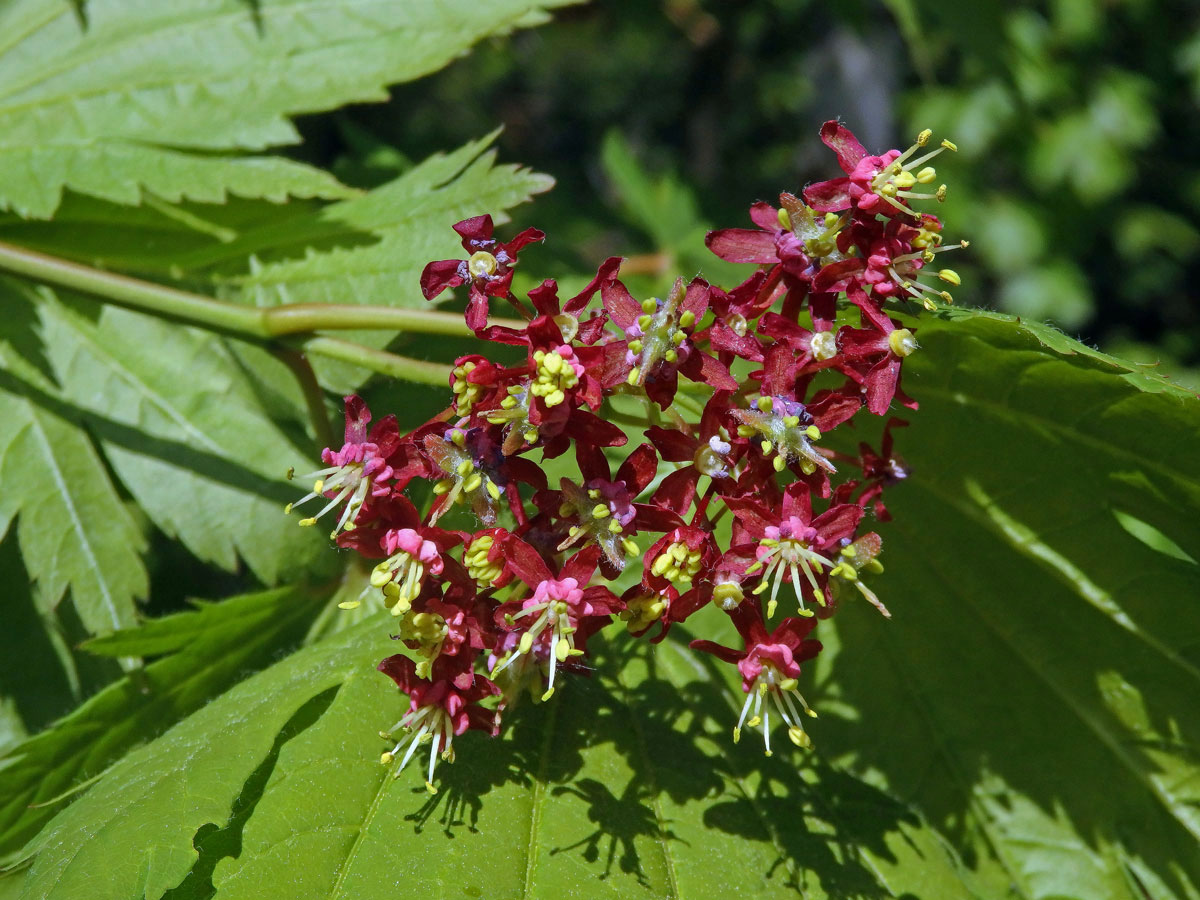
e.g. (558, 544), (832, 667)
(0, 369), (297, 507)
(161, 686), (340, 900)
(381, 636), (932, 897)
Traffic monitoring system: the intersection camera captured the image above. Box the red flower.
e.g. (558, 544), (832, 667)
(420, 215), (545, 331)
(287, 395), (402, 538)
(804, 121), (954, 218)
(491, 540), (621, 701)
(691, 600), (822, 754)
(377, 653), (500, 792)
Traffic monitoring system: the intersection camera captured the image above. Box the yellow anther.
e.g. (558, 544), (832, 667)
(555, 639), (571, 662)
(760, 440), (773, 454)
(541, 687), (556, 702)
(637, 314), (652, 330)
(679, 310), (696, 328)
(788, 727), (813, 749)
(381, 751), (394, 765)
(456, 459), (472, 476)
(298, 517), (317, 527)
(622, 538), (640, 555)
(627, 368), (639, 386)
(664, 349), (677, 363)
(888, 328), (919, 358)
(894, 171), (917, 190)
(916, 166), (937, 184)
(592, 503), (611, 518)
(608, 519), (623, 534)
(757, 396), (773, 412)
(312, 479), (325, 494)
(628, 339), (643, 354)
(337, 600), (362, 610)
(772, 455), (787, 473)
(672, 330), (686, 346)
(940, 138), (957, 151)
(463, 473), (483, 493)
(938, 268), (961, 285)
(766, 598), (778, 618)
(777, 207), (791, 230)
(935, 185), (948, 202)
(782, 415), (800, 427)
(713, 582), (743, 608)
(805, 425), (822, 440)
(519, 632), (534, 654)
(641, 298), (658, 314)
(917, 128), (933, 146)
(486, 480), (502, 501)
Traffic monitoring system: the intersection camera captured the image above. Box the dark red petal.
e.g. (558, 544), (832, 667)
(564, 256), (623, 316)
(563, 545), (603, 585)
(645, 425), (695, 463)
(812, 503), (863, 545)
(632, 503), (684, 534)
(527, 278), (561, 318)
(689, 638), (743, 665)
(465, 289), (491, 333)
(616, 442), (660, 495)
(819, 120), (869, 173)
(601, 278), (642, 329)
(748, 201), (781, 231)
(377, 654), (419, 692)
(812, 258), (865, 294)
(647, 468), (697, 517)
(803, 177), (853, 213)
(568, 409), (628, 449)
(808, 387), (863, 432)
(342, 394), (371, 445)
(420, 259), (466, 300)
(681, 278), (712, 320)
(709, 321), (764, 361)
(688, 351), (738, 391)
(501, 533), (553, 586)
(705, 228), (779, 265)
(502, 227), (545, 255)
(453, 214), (494, 245)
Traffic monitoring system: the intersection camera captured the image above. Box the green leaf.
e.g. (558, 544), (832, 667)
(13, 617), (396, 900)
(13, 622), (980, 900)
(0, 584), (333, 867)
(815, 310), (1200, 898)
(0, 0), (577, 218)
(223, 132), (554, 391)
(227, 132), (555, 308)
(37, 297), (334, 585)
(0, 287), (147, 636)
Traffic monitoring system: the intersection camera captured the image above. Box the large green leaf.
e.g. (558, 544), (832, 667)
(813, 310), (1200, 898)
(11, 619), (979, 900)
(37, 296), (332, 584)
(0, 584), (334, 868)
(10, 311), (1199, 899)
(0, 0), (577, 217)
(0, 286), (146, 636)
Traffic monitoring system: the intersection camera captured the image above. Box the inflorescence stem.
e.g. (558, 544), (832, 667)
(0, 239), (521, 378)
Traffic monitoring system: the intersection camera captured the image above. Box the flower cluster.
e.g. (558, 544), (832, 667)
(288, 121), (964, 790)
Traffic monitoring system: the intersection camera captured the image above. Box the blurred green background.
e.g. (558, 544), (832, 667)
(294, 0), (1200, 387)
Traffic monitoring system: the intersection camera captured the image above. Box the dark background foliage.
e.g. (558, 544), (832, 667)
(296, 0), (1200, 385)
